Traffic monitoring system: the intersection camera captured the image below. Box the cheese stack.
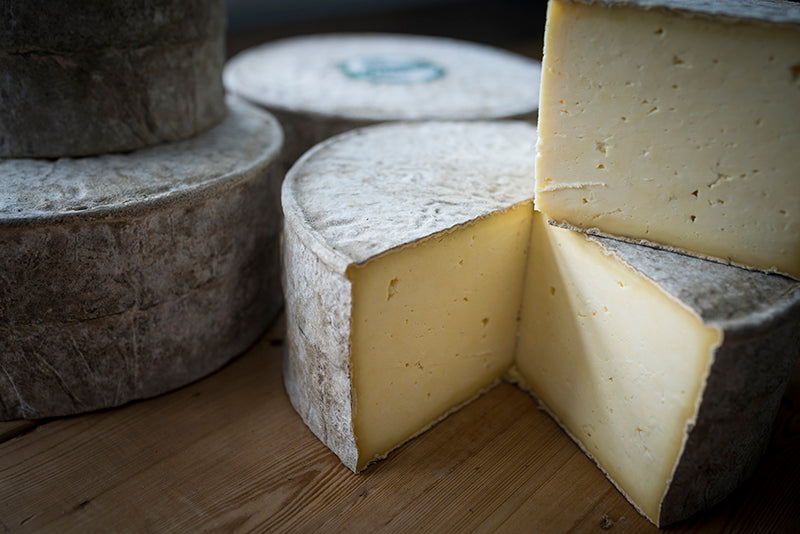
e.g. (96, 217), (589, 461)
(536, 0), (800, 279)
(0, 0), (286, 420)
(223, 34), (542, 172)
(281, 121), (800, 526)
(0, 0), (227, 158)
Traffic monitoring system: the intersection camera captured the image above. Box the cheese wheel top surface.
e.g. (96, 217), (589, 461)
(224, 34), (541, 121)
(283, 120), (538, 269)
(1, 98), (283, 223)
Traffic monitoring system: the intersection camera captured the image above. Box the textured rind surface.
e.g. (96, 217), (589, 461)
(0, 0), (226, 158)
(281, 121), (538, 470)
(282, 219), (359, 470)
(566, 0), (800, 25)
(283, 121), (538, 267)
(225, 34), (540, 171)
(549, 220), (797, 281)
(0, 98), (284, 420)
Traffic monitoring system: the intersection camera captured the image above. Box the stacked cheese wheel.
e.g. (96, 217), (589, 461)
(0, 0), (227, 158)
(0, 1), (285, 419)
(224, 34), (543, 171)
(281, 0), (800, 528)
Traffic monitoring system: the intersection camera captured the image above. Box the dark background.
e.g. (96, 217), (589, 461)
(225, 0), (548, 60)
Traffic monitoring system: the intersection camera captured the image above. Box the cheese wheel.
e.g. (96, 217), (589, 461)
(0, 97), (283, 420)
(535, 0), (800, 278)
(224, 34), (542, 171)
(282, 120), (800, 526)
(0, 0), (226, 158)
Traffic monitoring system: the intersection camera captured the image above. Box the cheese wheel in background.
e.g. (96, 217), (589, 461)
(0, 98), (283, 420)
(224, 33), (542, 172)
(0, 0), (227, 158)
(535, 0), (800, 279)
(282, 120), (800, 526)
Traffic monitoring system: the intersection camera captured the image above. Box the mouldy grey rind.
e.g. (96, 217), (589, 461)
(0, 98), (284, 420)
(224, 34), (541, 172)
(593, 236), (800, 526)
(0, 0), (226, 158)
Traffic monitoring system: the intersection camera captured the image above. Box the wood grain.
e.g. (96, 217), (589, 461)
(0, 315), (798, 533)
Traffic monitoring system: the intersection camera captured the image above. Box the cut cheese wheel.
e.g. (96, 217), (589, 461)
(515, 211), (800, 526)
(224, 34), (542, 171)
(281, 120), (800, 526)
(535, 0), (800, 279)
(0, 0), (226, 158)
(0, 97), (283, 420)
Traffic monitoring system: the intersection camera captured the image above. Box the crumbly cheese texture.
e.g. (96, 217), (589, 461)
(282, 121), (800, 527)
(535, 0), (800, 279)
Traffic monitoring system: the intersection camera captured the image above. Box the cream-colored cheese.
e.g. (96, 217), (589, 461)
(282, 121), (800, 527)
(515, 212), (721, 523)
(348, 203), (532, 470)
(535, 0), (800, 279)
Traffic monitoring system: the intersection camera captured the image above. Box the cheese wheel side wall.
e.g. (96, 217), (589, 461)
(0, 125), (283, 420)
(0, 0), (226, 158)
(282, 218), (359, 471)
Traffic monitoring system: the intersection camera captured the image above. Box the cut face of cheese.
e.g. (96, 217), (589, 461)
(349, 203), (532, 470)
(515, 212), (722, 522)
(282, 121), (800, 527)
(535, 0), (800, 279)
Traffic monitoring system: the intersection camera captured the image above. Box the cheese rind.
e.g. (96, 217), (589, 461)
(224, 34), (542, 172)
(0, 98), (283, 419)
(0, 0), (226, 158)
(535, 0), (800, 278)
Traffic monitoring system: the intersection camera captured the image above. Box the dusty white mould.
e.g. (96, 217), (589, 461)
(224, 33), (542, 170)
(0, 98), (283, 420)
(0, 0), (227, 158)
(282, 120), (800, 526)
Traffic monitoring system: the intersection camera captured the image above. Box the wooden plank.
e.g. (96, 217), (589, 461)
(0, 420), (38, 443)
(0, 315), (797, 533)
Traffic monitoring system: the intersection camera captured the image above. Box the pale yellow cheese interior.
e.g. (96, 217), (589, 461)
(535, 1), (800, 278)
(347, 202), (533, 471)
(345, 204), (723, 523)
(514, 212), (722, 522)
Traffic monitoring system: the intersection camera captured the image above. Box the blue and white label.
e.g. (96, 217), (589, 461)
(339, 55), (445, 84)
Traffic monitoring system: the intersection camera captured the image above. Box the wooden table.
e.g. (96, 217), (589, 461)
(1, 315), (798, 533)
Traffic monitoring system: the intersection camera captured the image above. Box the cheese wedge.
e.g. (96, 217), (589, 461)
(515, 212), (799, 525)
(535, 0), (800, 279)
(282, 121), (800, 526)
